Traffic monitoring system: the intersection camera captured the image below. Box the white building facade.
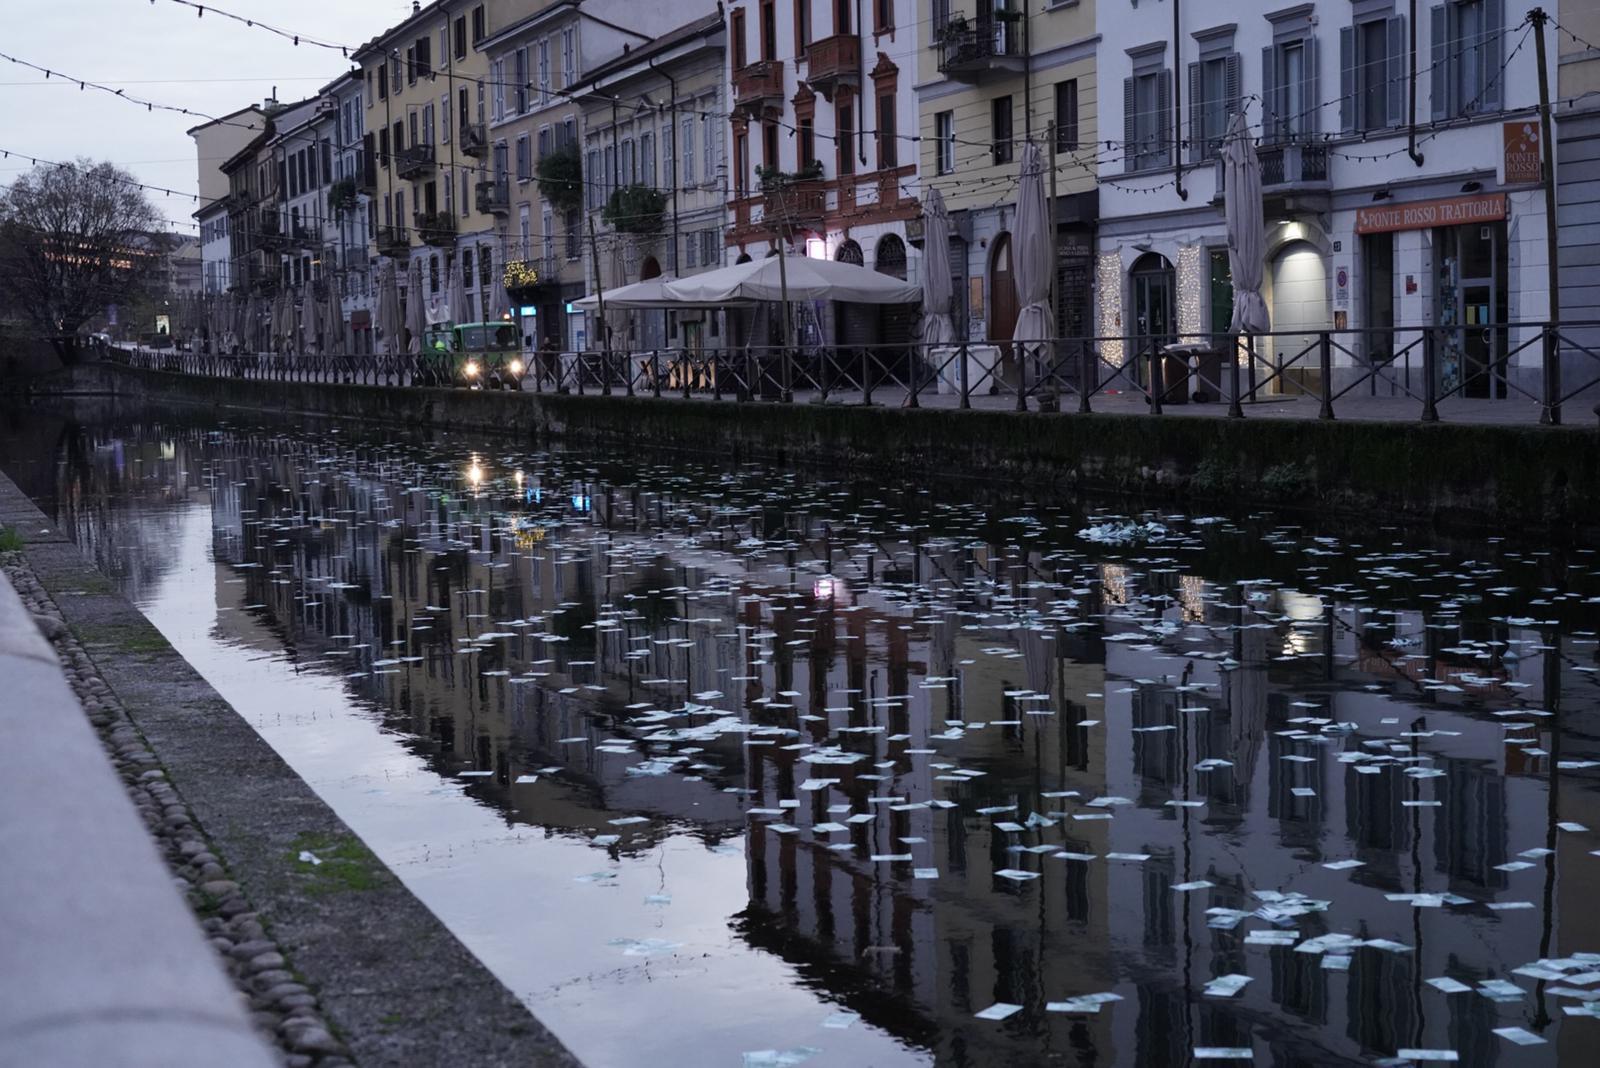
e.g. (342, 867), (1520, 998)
(326, 71), (375, 353)
(1096, 0), (1554, 398)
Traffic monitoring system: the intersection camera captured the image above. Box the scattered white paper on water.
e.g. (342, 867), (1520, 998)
(1396, 1051), (1458, 1062)
(1204, 974), (1252, 997)
(1492, 1027), (1546, 1046)
(742, 1047), (821, 1068)
(1193, 1048), (1254, 1060)
(1426, 977), (1473, 994)
(994, 869), (1040, 882)
(1172, 880), (1214, 892)
(974, 1002), (1023, 1020)
(513, 774), (539, 784)
(608, 937), (681, 957)
(297, 851), (321, 866)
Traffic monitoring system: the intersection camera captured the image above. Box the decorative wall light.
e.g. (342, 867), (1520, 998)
(1096, 251), (1124, 365)
(1177, 244), (1204, 341)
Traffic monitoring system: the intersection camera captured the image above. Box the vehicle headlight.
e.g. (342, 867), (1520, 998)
(464, 360), (479, 376)
(508, 359), (523, 375)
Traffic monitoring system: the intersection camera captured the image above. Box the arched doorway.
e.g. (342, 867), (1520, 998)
(873, 234), (907, 279)
(1269, 241), (1328, 395)
(988, 232), (1018, 344)
(1130, 251), (1176, 346)
(640, 255), (661, 280)
(835, 239), (864, 266)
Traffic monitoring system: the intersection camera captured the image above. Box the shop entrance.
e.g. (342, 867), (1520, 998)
(1434, 221), (1508, 398)
(1131, 253), (1175, 385)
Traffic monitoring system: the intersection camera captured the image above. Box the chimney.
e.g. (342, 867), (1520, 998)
(412, 1), (421, 12)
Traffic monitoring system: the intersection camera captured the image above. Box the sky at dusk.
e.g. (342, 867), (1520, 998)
(2, 1), (419, 231)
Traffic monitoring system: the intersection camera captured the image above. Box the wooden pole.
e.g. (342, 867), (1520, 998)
(1530, 7), (1561, 423)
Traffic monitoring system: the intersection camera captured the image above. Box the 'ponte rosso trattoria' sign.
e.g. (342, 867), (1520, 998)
(1354, 192), (1507, 235)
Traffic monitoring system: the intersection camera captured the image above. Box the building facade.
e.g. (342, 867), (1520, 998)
(324, 71), (376, 353)
(916, 0), (1100, 379)
(723, 0), (923, 348)
(1096, 0), (1554, 398)
(264, 97), (334, 298)
(189, 105), (266, 304)
(575, 10), (725, 354)
(1557, 0), (1600, 389)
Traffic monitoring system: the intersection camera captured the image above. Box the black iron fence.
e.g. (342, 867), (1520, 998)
(101, 322), (1600, 425)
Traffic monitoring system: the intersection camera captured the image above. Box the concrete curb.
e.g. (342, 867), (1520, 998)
(0, 568), (278, 1068)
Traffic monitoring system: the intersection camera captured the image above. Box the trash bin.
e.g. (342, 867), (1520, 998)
(1160, 342), (1225, 404)
(1153, 345), (1190, 405)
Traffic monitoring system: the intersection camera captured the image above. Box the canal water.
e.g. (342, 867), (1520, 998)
(5, 410), (1600, 1067)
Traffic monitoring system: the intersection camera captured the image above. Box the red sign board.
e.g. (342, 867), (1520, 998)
(1504, 121), (1542, 185)
(1354, 193), (1507, 235)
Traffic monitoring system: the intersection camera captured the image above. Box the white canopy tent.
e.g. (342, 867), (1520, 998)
(661, 255), (920, 305)
(570, 275), (749, 311)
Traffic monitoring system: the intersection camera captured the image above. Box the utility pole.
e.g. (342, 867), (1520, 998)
(1530, 7), (1561, 423)
(1047, 120), (1059, 347)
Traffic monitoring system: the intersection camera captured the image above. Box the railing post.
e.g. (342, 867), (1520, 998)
(1421, 327), (1439, 422)
(624, 349), (635, 397)
(1149, 338), (1164, 416)
(907, 347), (920, 408)
(1228, 336), (1244, 418)
(959, 342), (971, 410)
(577, 352), (586, 396)
(1318, 331), (1335, 420)
(781, 345), (793, 403)
(861, 348), (873, 406)
(1014, 345), (1027, 412)
(1079, 341), (1093, 413)
(684, 349), (694, 400)
(1541, 323), (1561, 425)
(652, 349), (662, 398)
(712, 349), (723, 401)
(601, 348), (613, 396)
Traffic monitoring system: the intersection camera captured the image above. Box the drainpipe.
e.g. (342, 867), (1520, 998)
(1407, 0), (1425, 165)
(1172, 0), (1187, 200)
(1021, 3), (1031, 142)
(856, 0), (866, 170)
(647, 54), (681, 277)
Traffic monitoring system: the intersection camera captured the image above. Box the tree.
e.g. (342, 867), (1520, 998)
(535, 145), (583, 214)
(0, 158), (161, 360)
(602, 185), (666, 235)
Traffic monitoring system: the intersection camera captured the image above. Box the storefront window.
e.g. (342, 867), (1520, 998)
(1362, 233), (1394, 363)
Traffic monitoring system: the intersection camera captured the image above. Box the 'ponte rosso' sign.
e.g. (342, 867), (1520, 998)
(1354, 192), (1507, 235)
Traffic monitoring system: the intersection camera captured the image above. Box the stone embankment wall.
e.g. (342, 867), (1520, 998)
(21, 363), (1600, 535)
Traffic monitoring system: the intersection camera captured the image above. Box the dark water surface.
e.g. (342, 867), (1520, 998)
(5, 409), (1600, 1068)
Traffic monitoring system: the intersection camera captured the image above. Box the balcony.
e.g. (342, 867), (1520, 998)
(804, 34), (859, 101)
(376, 225), (411, 259)
(733, 60), (784, 118)
(289, 223), (318, 250)
(256, 212), (289, 251)
(761, 178), (827, 232)
(395, 143), (436, 180)
(475, 179), (511, 216)
(1213, 142), (1330, 215)
(459, 122), (488, 158)
(357, 154), (377, 192)
(414, 211), (456, 248)
(936, 16), (1026, 83)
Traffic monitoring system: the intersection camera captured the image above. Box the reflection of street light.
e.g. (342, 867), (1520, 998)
(466, 456), (484, 489)
(813, 575), (840, 604)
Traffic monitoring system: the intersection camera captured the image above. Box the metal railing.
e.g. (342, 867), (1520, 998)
(98, 322), (1600, 424)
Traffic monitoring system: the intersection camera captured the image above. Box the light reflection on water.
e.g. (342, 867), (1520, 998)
(15, 417), (1600, 1068)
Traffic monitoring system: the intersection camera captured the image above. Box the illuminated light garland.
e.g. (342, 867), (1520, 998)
(1096, 252), (1124, 367)
(1177, 245), (1205, 342)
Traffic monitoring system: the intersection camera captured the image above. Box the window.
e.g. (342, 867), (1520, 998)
(537, 39), (550, 106)
(587, 149), (602, 208)
(405, 46), (416, 86)
(377, 63), (388, 100)
(1123, 68), (1172, 171)
(935, 110), (954, 174)
(622, 138), (636, 184)
(1054, 80), (1079, 152)
(1263, 37), (1317, 141)
(415, 35), (432, 78)
(379, 128), (390, 168)
(1341, 15), (1405, 133)
(513, 48), (529, 114)
(461, 170), (470, 217)
(541, 202), (553, 264)
(423, 179), (437, 215)
(641, 131), (655, 186)
(837, 102), (855, 175)
(519, 204), (531, 260)
(763, 122), (779, 169)
(561, 28), (576, 88)
(874, 0), (892, 33)
(731, 10), (747, 69)
(1433, 0), (1505, 119)
(454, 17), (467, 60)
(538, 125), (551, 160)
(491, 59), (505, 121)
(932, 0), (950, 31)
(877, 94), (897, 169)
(682, 118), (696, 185)
(703, 109), (714, 182)
(735, 130), (749, 196)
(760, 0), (777, 61)
(604, 144), (615, 198)
(423, 102), (436, 146)
(516, 135), (532, 181)
(1187, 53), (1240, 161)
(796, 0), (811, 55)
(991, 95), (1013, 165)
(565, 209), (580, 259)
(835, 0), (851, 35)
(408, 111), (418, 151)
(471, 5), (485, 44)
(798, 118), (815, 170)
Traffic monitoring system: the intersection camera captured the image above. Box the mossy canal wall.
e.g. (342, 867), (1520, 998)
(20, 363), (1600, 535)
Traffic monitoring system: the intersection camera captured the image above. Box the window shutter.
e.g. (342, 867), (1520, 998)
(1430, 5), (1449, 120)
(1339, 26), (1355, 133)
(1304, 36), (1320, 136)
(1386, 15), (1407, 129)
(1123, 76), (1137, 173)
(1224, 52), (1242, 147)
(1187, 62), (1203, 163)
(1482, 0), (1505, 111)
(1261, 46), (1278, 141)
(1157, 68), (1174, 168)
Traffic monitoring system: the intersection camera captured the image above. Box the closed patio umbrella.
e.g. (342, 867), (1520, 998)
(1223, 112), (1270, 337)
(376, 261), (403, 356)
(1010, 141), (1054, 367)
(918, 187), (955, 346)
(321, 289), (345, 357)
(405, 257), (427, 355)
(447, 250), (468, 325)
(480, 243), (507, 323)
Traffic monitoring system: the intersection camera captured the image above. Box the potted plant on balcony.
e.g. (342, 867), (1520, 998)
(756, 159), (825, 192)
(602, 185), (667, 235)
(535, 145), (583, 214)
(414, 211), (455, 247)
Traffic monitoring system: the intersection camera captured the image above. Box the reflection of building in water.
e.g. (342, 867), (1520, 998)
(53, 425), (1600, 1066)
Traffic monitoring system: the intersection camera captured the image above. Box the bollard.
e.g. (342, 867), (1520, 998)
(1421, 328), (1438, 422)
(1541, 323), (1561, 425)
(1318, 331), (1335, 420)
